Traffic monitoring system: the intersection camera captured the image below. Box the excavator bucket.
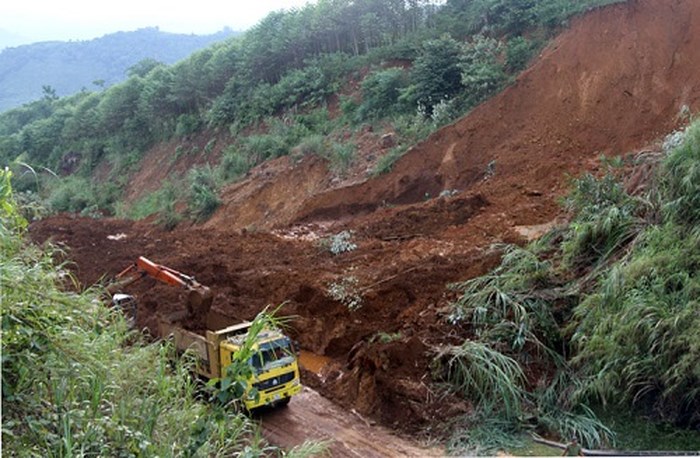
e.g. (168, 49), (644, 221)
(187, 285), (213, 317)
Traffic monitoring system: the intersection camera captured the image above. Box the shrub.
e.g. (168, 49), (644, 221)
(46, 175), (96, 213)
(175, 113), (202, 137)
(220, 145), (251, 182)
(241, 133), (289, 163)
(326, 276), (363, 311)
(321, 230), (358, 255)
(459, 35), (507, 108)
(505, 36), (537, 72)
(358, 67), (409, 120)
(329, 142), (356, 173)
(295, 135), (327, 157)
(562, 172), (643, 268)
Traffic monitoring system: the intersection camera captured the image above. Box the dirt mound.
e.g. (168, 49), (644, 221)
(29, 0), (700, 437)
(288, 0), (700, 229)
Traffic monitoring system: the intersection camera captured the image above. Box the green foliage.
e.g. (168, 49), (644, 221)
(328, 142), (356, 173)
(187, 165), (221, 221)
(295, 135), (328, 157)
(0, 168), (27, 235)
(0, 185), (274, 456)
(241, 132), (290, 163)
(402, 34), (464, 115)
(663, 122), (700, 226)
(175, 113), (203, 138)
(219, 145), (252, 182)
(373, 145), (409, 175)
(571, 224), (700, 425)
(448, 244), (562, 356)
(596, 411), (700, 451)
(446, 409), (525, 456)
(566, 130), (700, 425)
(327, 275), (363, 311)
(0, 0), (628, 221)
(44, 173), (121, 216)
(435, 341), (526, 420)
(506, 36), (539, 72)
(127, 58), (164, 78)
(357, 67), (409, 120)
(322, 230), (358, 255)
(124, 179), (183, 229)
(459, 34), (508, 109)
(370, 331), (403, 344)
(438, 0), (626, 37)
(535, 372), (615, 448)
(442, 119), (700, 447)
(562, 172), (643, 268)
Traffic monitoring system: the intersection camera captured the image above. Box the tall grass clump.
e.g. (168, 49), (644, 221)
(446, 409), (525, 456)
(562, 170), (644, 269)
(1, 168), (315, 456)
(122, 178), (183, 229)
(438, 127), (700, 448)
(571, 120), (700, 427)
(448, 243), (565, 361)
(663, 121), (700, 226)
(435, 341), (526, 420)
(187, 164), (221, 221)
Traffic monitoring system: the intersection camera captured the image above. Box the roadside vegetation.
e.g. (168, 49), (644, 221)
(436, 120), (700, 454)
(0, 169), (322, 456)
(0, 0), (624, 225)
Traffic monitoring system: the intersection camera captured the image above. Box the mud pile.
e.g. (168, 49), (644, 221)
(30, 0), (700, 435)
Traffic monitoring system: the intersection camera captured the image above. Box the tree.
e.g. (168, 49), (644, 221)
(402, 34), (464, 115)
(126, 58), (163, 78)
(459, 34), (506, 107)
(41, 85), (59, 101)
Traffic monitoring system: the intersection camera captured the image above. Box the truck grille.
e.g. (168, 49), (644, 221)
(253, 371), (295, 392)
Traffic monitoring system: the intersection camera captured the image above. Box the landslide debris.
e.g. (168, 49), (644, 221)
(30, 0), (700, 435)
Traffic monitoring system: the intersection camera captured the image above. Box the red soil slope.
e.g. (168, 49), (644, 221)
(30, 0), (700, 435)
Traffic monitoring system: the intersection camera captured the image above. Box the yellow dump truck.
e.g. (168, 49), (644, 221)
(158, 311), (302, 409)
(109, 256), (302, 410)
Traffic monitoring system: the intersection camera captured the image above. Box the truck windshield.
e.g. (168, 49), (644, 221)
(256, 337), (294, 370)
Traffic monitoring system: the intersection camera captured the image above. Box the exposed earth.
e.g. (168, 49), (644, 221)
(29, 0), (700, 449)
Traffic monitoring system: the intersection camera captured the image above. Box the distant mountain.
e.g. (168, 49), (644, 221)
(0, 27), (238, 112)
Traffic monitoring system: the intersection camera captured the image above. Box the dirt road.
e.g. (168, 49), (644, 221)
(259, 387), (443, 457)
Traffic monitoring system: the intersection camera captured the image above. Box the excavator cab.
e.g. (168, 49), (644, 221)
(111, 293), (137, 324)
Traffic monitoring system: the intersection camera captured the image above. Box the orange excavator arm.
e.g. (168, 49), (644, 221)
(107, 256), (213, 317)
(135, 256), (197, 288)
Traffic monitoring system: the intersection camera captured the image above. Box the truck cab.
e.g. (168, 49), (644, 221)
(222, 329), (302, 409)
(157, 313), (302, 410)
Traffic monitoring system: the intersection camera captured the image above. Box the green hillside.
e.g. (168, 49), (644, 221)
(0, 0), (623, 220)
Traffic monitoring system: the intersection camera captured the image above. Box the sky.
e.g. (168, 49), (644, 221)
(0, 0), (315, 49)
